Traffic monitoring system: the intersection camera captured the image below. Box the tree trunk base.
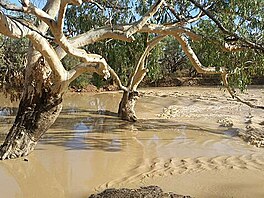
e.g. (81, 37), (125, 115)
(118, 90), (139, 122)
(0, 128), (37, 160)
(0, 92), (63, 160)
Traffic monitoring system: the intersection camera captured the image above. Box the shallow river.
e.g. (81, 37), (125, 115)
(0, 87), (264, 198)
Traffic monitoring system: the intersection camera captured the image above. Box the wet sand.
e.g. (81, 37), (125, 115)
(0, 86), (264, 198)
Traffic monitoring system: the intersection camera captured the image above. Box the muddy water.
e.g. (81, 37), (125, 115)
(0, 88), (264, 198)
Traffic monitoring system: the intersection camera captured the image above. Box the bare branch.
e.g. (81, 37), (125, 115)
(186, 10), (203, 23)
(56, 26), (133, 60)
(174, 33), (264, 110)
(0, 11), (67, 82)
(163, 1), (182, 21)
(140, 24), (200, 40)
(56, 23), (200, 92)
(66, 61), (127, 91)
(221, 73), (264, 109)
(126, 0), (165, 37)
(66, 59), (127, 91)
(9, 16), (54, 40)
(0, 0), (23, 12)
(130, 35), (166, 90)
(0, 11), (30, 38)
(27, 32), (68, 83)
(67, 62), (98, 83)
(187, 3), (213, 24)
(188, 0), (230, 34)
(7, 1), (125, 91)
(108, 67), (128, 91)
(56, 23), (199, 60)
(25, 0), (63, 90)
(58, 1), (68, 33)
(21, 1), (111, 79)
(37, 0), (61, 33)
(174, 33), (223, 75)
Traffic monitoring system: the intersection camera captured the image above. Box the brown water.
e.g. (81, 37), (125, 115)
(0, 88), (264, 198)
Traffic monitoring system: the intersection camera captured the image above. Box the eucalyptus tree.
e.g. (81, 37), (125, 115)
(0, 0), (171, 159)
(0, 0), (263, 159)
(0, 0), (119, 159)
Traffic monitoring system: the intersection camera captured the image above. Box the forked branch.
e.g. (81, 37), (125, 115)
(126, 0), (165, 37)
(130, 35), (166, 90)
(21, 0), (111, 79)
(174, 34), (224, 75)
(67, 62), (100, 83)
(0, 11), (67, 82)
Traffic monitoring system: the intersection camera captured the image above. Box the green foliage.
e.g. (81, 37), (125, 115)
(191, 38), (264, 90)
(91, 73), (106, 88)
(0, 36), (27, 101)
(146, 43), (163, 82)
(71, 73), (91, 89)
(1, 0), (263, 91)
(0, 37), (28, 69)
(160, 36), (192, 76)
(190, 0), (264, 90)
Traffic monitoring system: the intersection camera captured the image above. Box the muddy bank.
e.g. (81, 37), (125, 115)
(141, 86), (264, 147)
(239, 124), (264, 147)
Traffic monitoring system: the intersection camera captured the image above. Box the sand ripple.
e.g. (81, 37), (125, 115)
(96, 153), (264, 191)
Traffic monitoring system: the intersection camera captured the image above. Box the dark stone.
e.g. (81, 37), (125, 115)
(89, 186), (193, 198)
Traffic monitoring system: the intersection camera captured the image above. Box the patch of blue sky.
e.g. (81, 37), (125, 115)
(9, 0), (45, 8)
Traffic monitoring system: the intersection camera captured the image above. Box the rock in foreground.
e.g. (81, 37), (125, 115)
(89, 186), (192, 198)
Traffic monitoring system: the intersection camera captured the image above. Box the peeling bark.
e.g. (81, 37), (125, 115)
(0, 92), (62, 160)
(0, 58), (63, 160)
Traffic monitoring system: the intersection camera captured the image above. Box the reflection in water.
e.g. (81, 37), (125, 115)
(74, 122), (91, 133)
(0, 108), (12, 116)
(65, 122), (91, 149)
(0, 91), (264, 198)
(0, 95), (18, 142)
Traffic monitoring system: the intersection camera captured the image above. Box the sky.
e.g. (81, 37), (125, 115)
(9, 0), (45, 8)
